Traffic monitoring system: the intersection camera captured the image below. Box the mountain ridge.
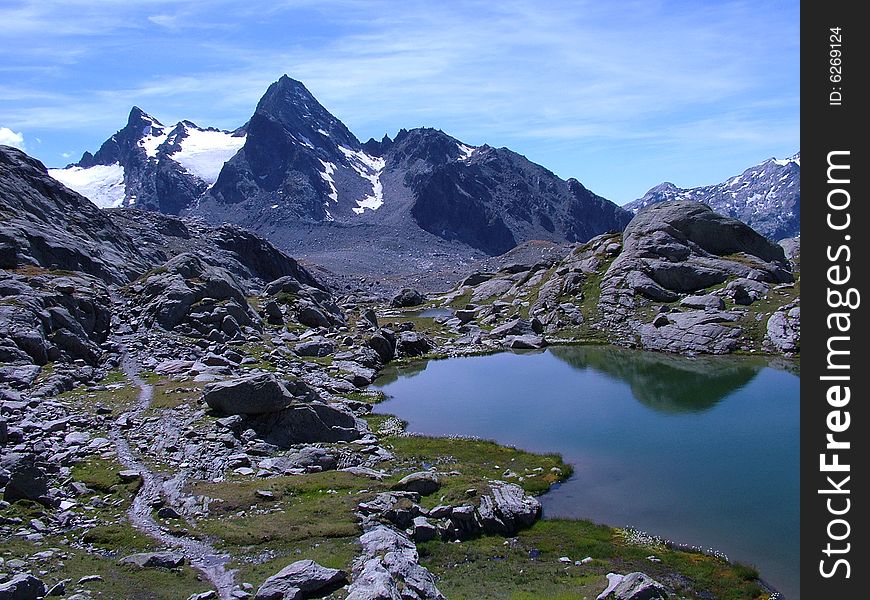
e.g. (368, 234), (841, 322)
(625, 152), (800, 240)
(49, 76), (632, 269)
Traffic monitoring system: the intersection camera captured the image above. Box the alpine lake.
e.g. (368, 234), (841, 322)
(373, 346), (800, 599)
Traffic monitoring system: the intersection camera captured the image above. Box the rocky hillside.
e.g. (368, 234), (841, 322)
(428, 199), (800, 356)
(49, 76), (631, 275)
(1, 146), (148, 284)
(625, 153), (800, 240)
(1, 144), (787, 600)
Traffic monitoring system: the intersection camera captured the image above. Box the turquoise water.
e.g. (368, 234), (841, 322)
(374, 346), (800, 599)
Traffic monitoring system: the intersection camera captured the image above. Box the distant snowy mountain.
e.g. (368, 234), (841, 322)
(49, 75), (631, 264)
(625, 153), (800, 240)
(50, 107), (245, 213)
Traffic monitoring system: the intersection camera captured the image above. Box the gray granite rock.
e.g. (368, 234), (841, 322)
(254, 559), (346, 600)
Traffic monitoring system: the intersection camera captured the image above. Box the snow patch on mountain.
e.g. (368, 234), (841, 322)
(625, 152), (800, 240)
(170, 127), (246, 184)
(318, 159), (338, 202)
(773, 153), (800, 167)
(139, 122), (168, 158)
(49, 163), (126, 208)
(338, 145), (386, 214)
(457, 143), (475, 160)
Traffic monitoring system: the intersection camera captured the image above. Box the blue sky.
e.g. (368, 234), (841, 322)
(0, 0), (799, 204)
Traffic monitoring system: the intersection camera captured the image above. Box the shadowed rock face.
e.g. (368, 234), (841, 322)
(0, 145), (148, 284)
(0, 272), (112, 367)
(407, 140), (632, 255)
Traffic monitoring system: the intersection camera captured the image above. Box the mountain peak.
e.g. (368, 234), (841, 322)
(257, 76), (320, 116)
(253, 76), (359, 150)
(127, 106), (163, 129)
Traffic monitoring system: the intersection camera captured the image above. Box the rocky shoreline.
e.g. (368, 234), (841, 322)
(1, 145), (796, 599)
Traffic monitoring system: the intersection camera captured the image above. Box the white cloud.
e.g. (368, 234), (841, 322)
(0, 127), (25, 149)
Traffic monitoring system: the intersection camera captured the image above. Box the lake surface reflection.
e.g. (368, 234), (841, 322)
(374, 346), (800, 599)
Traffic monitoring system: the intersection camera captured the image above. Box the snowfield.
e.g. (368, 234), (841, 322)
(49, 163), (126, 208)
(170, 126), (246, 184)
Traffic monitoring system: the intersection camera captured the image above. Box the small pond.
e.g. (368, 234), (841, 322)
(373, 346), (800, 599)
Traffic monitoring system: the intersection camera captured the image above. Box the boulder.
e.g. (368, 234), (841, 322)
(448, 504), (481, 538)
(348, 525), (446, 600)
(333, 360), (378, 387)
(0, 573), (46, 600)
(477, 481), (541, 535)
(726, 278), (770, 305)
(248, 401), (366, 446)
(203, 373), (295, 415)
(395, 332), (432, 357)
(3, 457), (49, 504)
(679, 294), (725, 310)
(294, 337), (335, 357)
(411, 516), (438, 542)
(367, 333), (395, 363)
(119, 552), (186, 569)
(260, 447), (338, 474)
(454, 309), (477, 323)
(297, 304), (331, 328)
(490, 318), (534, 338)
(254, 559), (347, 600)
(390, 288), (425, 308)
(263, 299), (284, 324)
(360, 308), (379, 328)
(392, 472), (441, 496)
(345, 558), (400, 600)
(598, 572), (668, 600)
(506, 334), (546, 350)
(461, 272), (493, 286)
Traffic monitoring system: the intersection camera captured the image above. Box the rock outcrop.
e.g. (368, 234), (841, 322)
(346, 525), (446, 600)
(597, 572), (669, 600)
(0, 145), (147, 284)
(0, 272), (112, 367)
(598, 200), (793, 353)
(131, 252), (258, 338)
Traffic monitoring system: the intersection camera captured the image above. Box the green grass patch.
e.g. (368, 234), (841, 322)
(385, 435), (572, 507)
(341, 390), (387, 404)
(0, 538), (211, 600)
(447, 290), (474, 310)
(190, 471), (386, 550)
(58, 377), (139, 415)
(149, 377), (205, 410)
(233, 536), (359, 591)
(71, 456), (140, 494)
(419, 519), (772, 600)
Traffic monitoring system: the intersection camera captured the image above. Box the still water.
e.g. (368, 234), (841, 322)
(373, 346), (800, 599)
